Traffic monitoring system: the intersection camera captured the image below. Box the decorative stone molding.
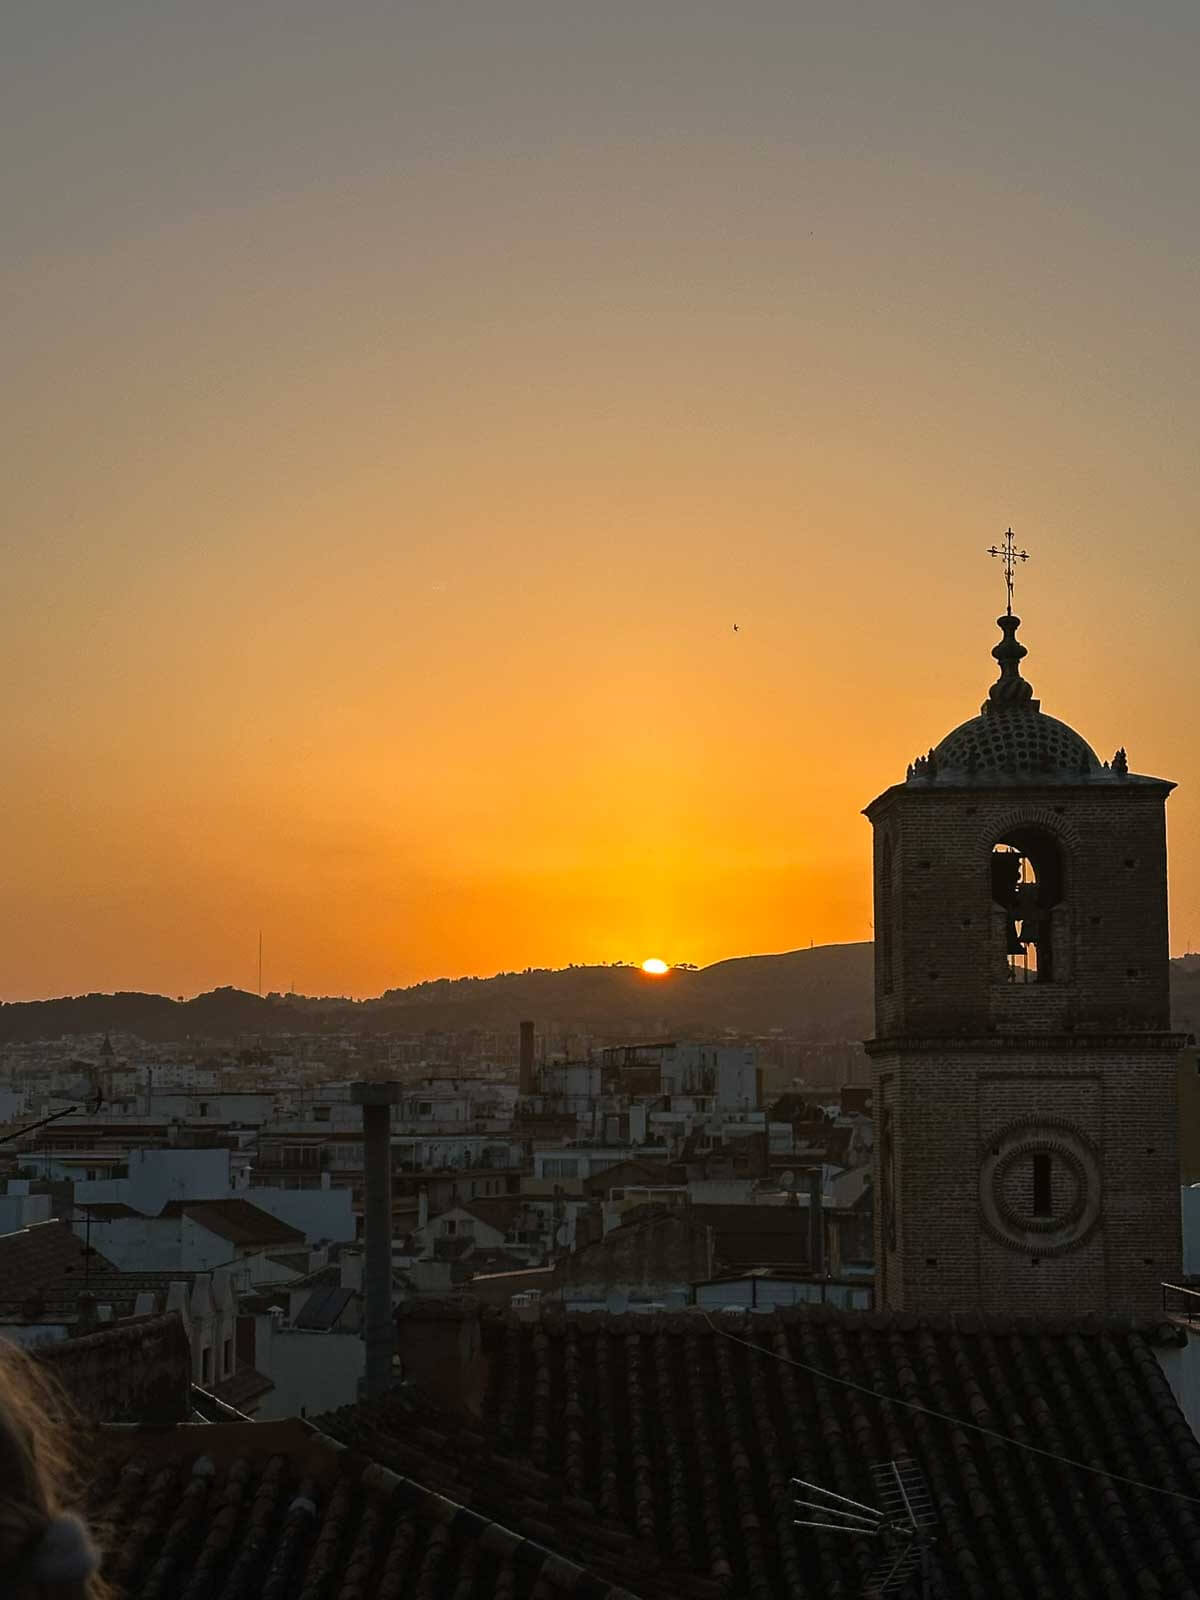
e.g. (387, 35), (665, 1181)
(979, 1117), (1101, 1256)
(978, 804), (1083, 858)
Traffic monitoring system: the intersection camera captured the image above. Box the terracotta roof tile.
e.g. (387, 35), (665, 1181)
(209, 1367), (275, 1410)
(88, 1420), (649, 1599)
(0, 1218), (117, 1299)
(325, 1306), (1200, 1600)
(36, 1313), (192, 1423)
(159, 1198), (305, 1248)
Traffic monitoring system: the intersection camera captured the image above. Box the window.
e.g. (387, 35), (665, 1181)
(1032, 1152), (1052, 1217)
(417, 1102), (432, 1117)
(313, 1105), (331, 1122)
(198, 1102), (209, 1117)
(542, 1157), (579, 1178)
(223, 1338), (232, 1377)
(201, 1347), (211, 1385)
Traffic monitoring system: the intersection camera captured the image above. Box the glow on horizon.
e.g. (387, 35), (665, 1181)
(641, 958), (670, 976)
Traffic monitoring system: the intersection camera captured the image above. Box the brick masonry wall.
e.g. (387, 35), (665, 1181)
(868, 782), (1173, 1037)
(866, 770), (1181, 1319)
(871, 1042), (1180, 1317)
(553, 1212), (710, 1294)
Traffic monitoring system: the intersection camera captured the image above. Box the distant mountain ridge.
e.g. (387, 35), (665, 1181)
(3, 942), (1198, 1046)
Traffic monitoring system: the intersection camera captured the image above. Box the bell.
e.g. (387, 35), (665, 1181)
(991, 852), (1021, 907)
(1018, 918), (1038, 946)
(1005, 920), (1025, 955)
(1015, 881), (1040, 917)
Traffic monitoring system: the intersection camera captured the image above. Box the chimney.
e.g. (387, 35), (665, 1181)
(394, 1299), (487, 1416)
(351, 1081), (403, 1399)
(808, 1169), (826, 1278)
(519, 1021), (535, 1096)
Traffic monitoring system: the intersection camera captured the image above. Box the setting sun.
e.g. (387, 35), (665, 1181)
(641, 958), (670, 975)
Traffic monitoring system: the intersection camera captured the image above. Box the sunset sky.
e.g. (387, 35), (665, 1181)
(4, 2), (1199, 1000)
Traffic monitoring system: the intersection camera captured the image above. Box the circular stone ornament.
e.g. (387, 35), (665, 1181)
(979, 1118), (1102, 1256)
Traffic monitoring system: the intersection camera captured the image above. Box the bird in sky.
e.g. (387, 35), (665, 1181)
(732, 623), (739, 632)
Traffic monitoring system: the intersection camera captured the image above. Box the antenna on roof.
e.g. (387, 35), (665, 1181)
(793, 1458), (937, 1598)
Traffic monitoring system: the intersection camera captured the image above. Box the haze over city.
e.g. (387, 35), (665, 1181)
(5, 2), (1198, 1001)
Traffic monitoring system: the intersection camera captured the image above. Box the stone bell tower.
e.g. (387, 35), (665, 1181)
(865, 561), (1183, 1317)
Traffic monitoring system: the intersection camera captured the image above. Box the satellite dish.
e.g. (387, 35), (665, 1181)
(780, 1170), (796, 1189)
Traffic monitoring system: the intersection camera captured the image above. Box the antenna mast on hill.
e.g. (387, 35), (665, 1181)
(794, 1458), (937, 1598)
(258, 930), (263, 997)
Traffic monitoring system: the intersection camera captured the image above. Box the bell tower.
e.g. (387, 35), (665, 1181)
(865, 551), (1183, 1316)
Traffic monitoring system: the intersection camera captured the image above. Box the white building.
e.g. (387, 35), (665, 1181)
(148, 1091), (276, 1125)
(246, 1310), (365, 1421)
(74, 1147), (354, 1247)
(533, 1146), (672, 1184)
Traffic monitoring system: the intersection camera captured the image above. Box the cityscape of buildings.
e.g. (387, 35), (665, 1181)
(4, 600), (1200, 1597)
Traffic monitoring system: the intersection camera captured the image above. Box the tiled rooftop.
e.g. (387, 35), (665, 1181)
(0, 1218), (117, 1304)
(37, 1313), (192, 1424)
(160, 1197), (306, 1247)
(209, 1365), (275, 1412)
(322, 1393), (714, 1599)
(90, 1418), (647, 1600)
(333, 1305), (1200, 1600)
(7, 1268), (204, 1322)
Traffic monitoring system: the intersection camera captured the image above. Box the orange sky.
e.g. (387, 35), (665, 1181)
(4, 4), (1198, 1000)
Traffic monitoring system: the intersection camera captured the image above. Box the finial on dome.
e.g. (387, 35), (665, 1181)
(984, 612), (1040, 714)
(987, 527), (1029, 617)
(982, 527), (1039, 713)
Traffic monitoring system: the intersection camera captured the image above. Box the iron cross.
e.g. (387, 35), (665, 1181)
(987, 528), (1029, 615)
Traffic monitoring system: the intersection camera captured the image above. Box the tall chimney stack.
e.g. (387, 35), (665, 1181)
(350, 1081), (402, 1399)
(808, 1168), (826, 1279)
(519, 1020), (535, 1096)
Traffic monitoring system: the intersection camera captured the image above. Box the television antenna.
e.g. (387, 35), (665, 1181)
(793, 1458), (937, 1597)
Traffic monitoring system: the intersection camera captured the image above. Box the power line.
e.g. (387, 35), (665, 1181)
(703, 1312), (1200, 1510)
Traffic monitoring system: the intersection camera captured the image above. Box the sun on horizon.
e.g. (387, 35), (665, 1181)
(641, 958), (670, 975)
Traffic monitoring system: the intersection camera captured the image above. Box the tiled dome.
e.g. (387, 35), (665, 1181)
(905, 610), (1114, 785)
(935, 706), (1100, 777)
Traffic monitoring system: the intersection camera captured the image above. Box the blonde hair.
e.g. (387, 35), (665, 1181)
(0, 1341), (110, 1600)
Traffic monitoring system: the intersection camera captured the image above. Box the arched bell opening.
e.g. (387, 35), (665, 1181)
(990, 827), (1064, 984)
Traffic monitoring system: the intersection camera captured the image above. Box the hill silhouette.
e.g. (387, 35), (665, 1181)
(2, 942), (1196, 1046)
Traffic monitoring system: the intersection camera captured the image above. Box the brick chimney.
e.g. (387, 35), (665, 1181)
(518, 1020), (536, 1096)
(395, 1298), (487, 1416)
(350, 1080), (403, 1399)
